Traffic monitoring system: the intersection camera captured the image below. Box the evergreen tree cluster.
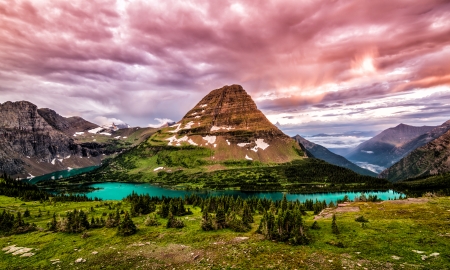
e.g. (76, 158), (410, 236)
(257, 195), (309, 245)
(0, 210), (36, 235)
(158, 198), (192, 218)
(56, 209), (90, 233)
(124, 192), (157, 217)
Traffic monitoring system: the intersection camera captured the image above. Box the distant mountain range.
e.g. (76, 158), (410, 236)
(380, 123), (450, 182)
(293, 135), (376, 177)
(311, 131), (378, 138)
(345, 124), (438, 169)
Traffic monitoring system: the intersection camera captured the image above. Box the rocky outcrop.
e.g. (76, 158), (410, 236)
(37, 108), (98, 136)
(0, 101), (118, 178)
(379, 128), (450, 182)
(293, 135), (376, 177)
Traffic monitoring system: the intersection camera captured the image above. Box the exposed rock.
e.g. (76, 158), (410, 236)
(0, 101), (150, 178)
(75, 258), (86, 263)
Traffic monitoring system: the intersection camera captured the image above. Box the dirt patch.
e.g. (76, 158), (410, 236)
(335, 207), (360, 213)
(382, 198), (429, 205)
(314, 206), (360, 220)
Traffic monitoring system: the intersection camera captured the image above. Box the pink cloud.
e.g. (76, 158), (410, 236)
(0, 0), (449, 130)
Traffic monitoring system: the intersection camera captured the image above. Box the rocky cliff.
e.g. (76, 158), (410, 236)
(0, 101), (149, 178)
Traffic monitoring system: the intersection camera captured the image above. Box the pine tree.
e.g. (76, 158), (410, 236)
(331, 214), (340, 234)
(118, 212), (137, 236)
(215, 205), (226, 229)
(242, 201), (253, 224)
(281, 194), (288, 212)
(23, 208), (30, 218)
(166, 211), (184, 229)
(201, 211), (214, 231)
(48, 213), (57, 231)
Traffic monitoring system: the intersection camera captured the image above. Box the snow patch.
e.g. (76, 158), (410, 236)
(226, 140), (230, 146)
(51, 159), (56, 165)
(191, 112), (198, 116)
(26, 156), (30, 159)
(123, 136), (127, 139)
(210, 126), (234, 132)
(237, 143), (250, 147)
(58, 159), (63, 163)
(99, 132), (111, 136)
(214, 144), (217, 148)
(67, 167), (73, 171)
(169, 123), (181, 133)
(195, 116), (201, 119)
(114, 136), (121, 139)
(166, 135), (189, 146)
(153, 167), (164, 171)
(88, 127), (103, 134)
(73, 132), (85, 137)
(251, 139), (270, 152)
(200, 104), (207, 108)
(202, 136), (216, 144)
(188, 139), (198, 146)
(27, 173), (35, 179)
(245, 155), (253, 160)
(361, 150), (374, 154)
(183, 121), (194, 129)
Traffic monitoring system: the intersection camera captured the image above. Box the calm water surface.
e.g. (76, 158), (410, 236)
(78, 182), (403, 203)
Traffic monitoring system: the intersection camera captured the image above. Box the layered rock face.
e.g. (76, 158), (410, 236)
(156, 85), (303, 163)
(0, 101), (105, 177)
(180, 84), (286, 139)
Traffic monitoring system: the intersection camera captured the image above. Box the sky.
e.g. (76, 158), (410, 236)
(1, 0), (450, 136)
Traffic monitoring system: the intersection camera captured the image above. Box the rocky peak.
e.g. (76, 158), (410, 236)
(178, 84), (286, 139)
(0, 101), (53, 131)
(38, 108), (98, 136)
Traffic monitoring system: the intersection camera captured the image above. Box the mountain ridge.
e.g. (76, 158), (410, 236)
(293, 135), (377, 177)
(346, 123), (437, 169)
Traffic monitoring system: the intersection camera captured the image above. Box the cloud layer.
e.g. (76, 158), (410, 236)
(1, 0), (450, 133)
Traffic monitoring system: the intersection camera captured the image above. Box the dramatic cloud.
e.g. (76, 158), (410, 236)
(0, 0), (450, 134)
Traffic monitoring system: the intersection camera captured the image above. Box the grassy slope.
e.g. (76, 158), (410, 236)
(1, 195), (449, 269)
(41, 128), (389, 192)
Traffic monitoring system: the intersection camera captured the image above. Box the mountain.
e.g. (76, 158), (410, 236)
(46, 85), (387, 192)
(346, 124), (437, 169)
(379, 128), (450, 182)
(0, 101), (156, 178)
(151, 84), (303, 163)
(293, 135), (377, 177)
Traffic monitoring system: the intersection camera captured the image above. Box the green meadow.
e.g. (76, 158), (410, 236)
(1, 195), (449, 269)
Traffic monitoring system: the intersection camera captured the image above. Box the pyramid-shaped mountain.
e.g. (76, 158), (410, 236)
(152, 85), (303, 163)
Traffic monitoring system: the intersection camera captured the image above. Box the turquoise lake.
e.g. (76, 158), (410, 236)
(77, 182), (403, 203)
(27, 166), (99, 184)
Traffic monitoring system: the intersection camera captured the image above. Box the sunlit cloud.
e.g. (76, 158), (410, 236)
(0, 0), (449, 134)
